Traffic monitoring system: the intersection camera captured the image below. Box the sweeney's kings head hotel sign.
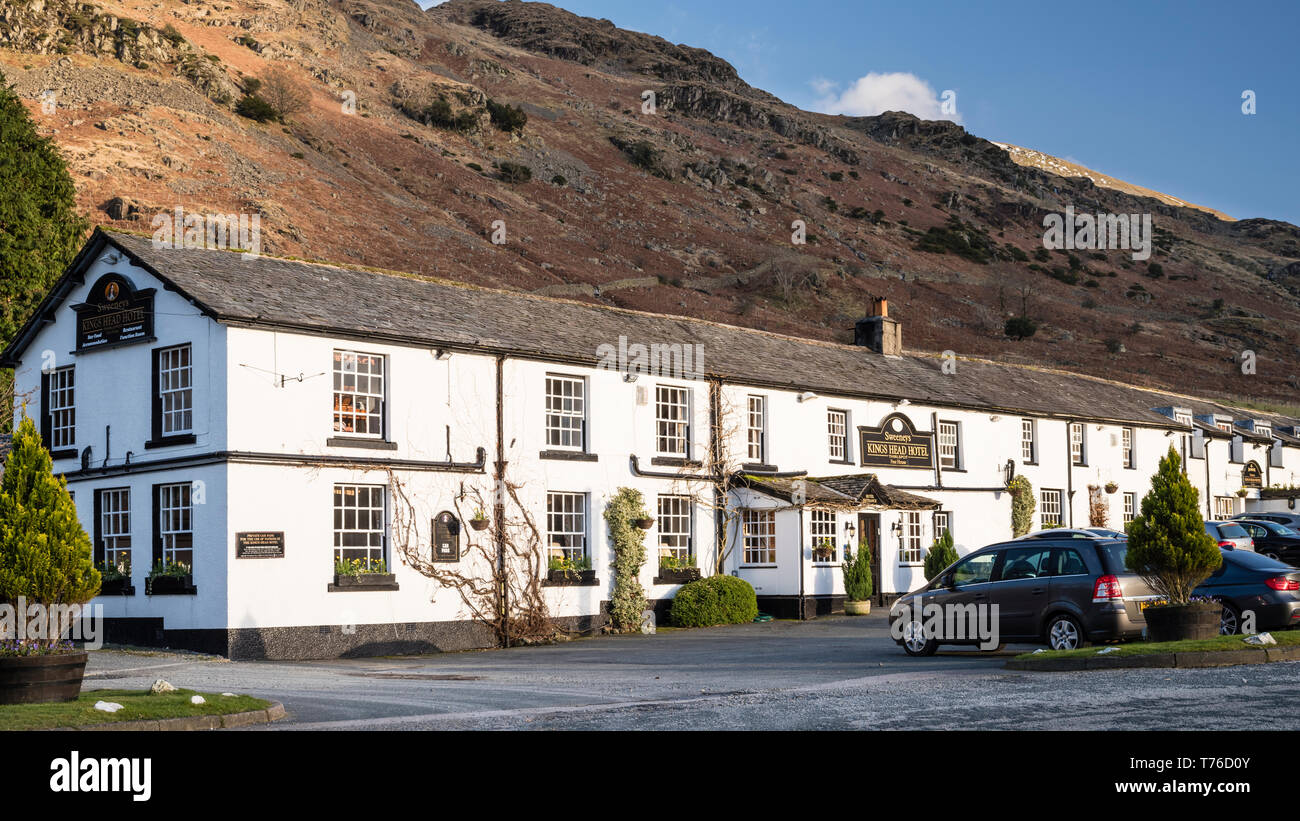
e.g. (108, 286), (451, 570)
(859, 413), (935, 469)
(72, 273), (155, 352)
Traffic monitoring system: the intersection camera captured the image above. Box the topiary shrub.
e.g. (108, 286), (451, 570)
(670, 575), (757, 627)
(841, 540), (873, 601)
(923, 529), (958, 581)
(0, 417), (100, 631)
(1126, 447), (1221, 604)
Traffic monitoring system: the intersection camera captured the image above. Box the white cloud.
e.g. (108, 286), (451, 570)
(813, 72), (961, 124)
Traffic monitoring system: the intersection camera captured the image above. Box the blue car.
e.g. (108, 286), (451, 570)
(1196, 549), (1300, 634)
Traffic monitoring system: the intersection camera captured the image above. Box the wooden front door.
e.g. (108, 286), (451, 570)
(858, 513), (882, 605)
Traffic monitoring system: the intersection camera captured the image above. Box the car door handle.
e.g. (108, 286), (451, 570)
(972, 593), (988, 600)
(1031, 587), (1046, 595)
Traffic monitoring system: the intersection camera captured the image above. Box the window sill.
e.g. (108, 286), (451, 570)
(828, 458), (854, 466)
(50, 448), (78, 461)
(811, 561), (839, 567)
(741, 463), (779, 473)
(651, 456), (701, 468)
(1022, 460), (1038, 466)
(539, 450), (598, 462)
(144, 434), (197, 450)
(327, 437), (397, 451)
(900, 563), (925, 568)
(940, 467), (966, 473)
(740, 564), (778, 569)
(328, 573), (398, 592)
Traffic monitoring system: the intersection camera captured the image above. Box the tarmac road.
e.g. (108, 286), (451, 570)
(80, 614), (1300, 730)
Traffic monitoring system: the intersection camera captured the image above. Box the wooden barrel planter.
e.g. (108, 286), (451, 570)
(0, 652), (88, 705)
(1144, 602), (1219, 642)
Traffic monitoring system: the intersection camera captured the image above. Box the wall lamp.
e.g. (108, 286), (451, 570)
(434, 348), (452, 361)
(797, 391), (818, 403)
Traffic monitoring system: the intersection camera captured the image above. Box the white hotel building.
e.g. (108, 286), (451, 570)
(4, 228), (1300, 659)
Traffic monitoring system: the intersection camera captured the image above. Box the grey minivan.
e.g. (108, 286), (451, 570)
(888, 537), (1157, 656)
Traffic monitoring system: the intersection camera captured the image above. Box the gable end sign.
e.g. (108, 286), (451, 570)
(859, 413), (934, 469)
(72, 273), (155, 352)
(1242, 461), (1263, 489)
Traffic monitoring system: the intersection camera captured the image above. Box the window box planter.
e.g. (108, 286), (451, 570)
(653, 567), (700, 585)
(146, 575), (196, 595)
(98, 576), (135, 596)
(331, 573), (398, 591)
(0, 651), (88, 705)
(545, 569), (598, 587)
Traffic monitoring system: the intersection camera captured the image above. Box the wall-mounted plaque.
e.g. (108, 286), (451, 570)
(73, 273), (155, 352)
(859, 413), (934, 470)
(236, 531), (285, 559)
(1242, 461), (1263, 489)
(433, 511), (461, 562)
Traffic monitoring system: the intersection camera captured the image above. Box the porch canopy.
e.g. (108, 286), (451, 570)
(735, 473), (941, 511)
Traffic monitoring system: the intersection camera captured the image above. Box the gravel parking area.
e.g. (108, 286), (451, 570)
(79, 615), (1300, 730)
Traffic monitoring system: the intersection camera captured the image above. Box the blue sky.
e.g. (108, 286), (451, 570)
(423, 0), (1299, 225)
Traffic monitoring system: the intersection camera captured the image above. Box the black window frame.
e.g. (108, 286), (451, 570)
(146, 343), (197, 449)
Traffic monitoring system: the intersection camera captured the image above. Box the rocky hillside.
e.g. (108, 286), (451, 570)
(2, 0), (1298, 406)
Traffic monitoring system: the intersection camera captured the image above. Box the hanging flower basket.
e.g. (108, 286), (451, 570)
(470, 517), (490, 531)
(634, 517), (655, 530)
(1104, 482), (1119, 494)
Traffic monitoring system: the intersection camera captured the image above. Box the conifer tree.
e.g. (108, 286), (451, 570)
(923, 528), (958, 581)
(1125, 447), (1220, 604)
(0, 72), (88, 430)
(0, 416), (99, 606)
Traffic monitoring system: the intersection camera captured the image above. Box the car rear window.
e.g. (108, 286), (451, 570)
(1225, 550), (1294, 572)
(1217, 524), (1249, 540)
(1094, 541), (1129, 574)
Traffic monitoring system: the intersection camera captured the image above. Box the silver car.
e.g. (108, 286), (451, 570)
(1205, 520), (1255, 552)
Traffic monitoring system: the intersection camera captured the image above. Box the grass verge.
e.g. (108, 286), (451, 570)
(0, 688), (270, 731)
(1015, 630), (1300, 661)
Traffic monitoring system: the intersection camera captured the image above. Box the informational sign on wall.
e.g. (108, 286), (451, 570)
(859, 413), (935, 470)
(73, 273), (155, 352)
(236, 532), (285, 559)
(1242, 461), (1263, 488)
(433, 511), (461, 562)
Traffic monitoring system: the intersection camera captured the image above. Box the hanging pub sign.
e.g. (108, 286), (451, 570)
(236, 532), (285, 559)
(72, 273), (155, 352)
(1242, 461), (1263, 489)
(433, 511), (461, 562)
(859, 413), (935, 470)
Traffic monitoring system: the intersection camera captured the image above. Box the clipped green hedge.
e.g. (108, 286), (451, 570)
(670, 575), (758, 627)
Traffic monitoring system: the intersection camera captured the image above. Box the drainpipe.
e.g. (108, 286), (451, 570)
(1205, 438), (1213, 519)
(1065, 424), (1074, 527)
(931, 411), (942, 488)
(797, 506), (806, 620)
(710, 378), (724, 575)
(495, 355), (508, 647)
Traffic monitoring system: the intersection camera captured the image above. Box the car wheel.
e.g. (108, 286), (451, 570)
(1218, 601), (1241, 635)
(1046, 614), (1085, 651)
(901, 620), (938, 657)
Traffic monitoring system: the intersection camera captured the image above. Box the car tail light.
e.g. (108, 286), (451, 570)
(1218, 541), (1234, 548)
(1093, 574), (1123, 601)
(1265, 576), (1300, 591)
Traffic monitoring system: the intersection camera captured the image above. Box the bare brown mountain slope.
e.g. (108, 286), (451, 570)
(2, 0), (1298, 405)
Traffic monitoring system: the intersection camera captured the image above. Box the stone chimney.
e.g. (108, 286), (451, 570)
(854, 298), (902, 356)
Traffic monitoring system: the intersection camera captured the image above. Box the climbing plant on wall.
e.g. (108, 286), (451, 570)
(604, 487), (649, 631)
(1008, 475), (1036, 537)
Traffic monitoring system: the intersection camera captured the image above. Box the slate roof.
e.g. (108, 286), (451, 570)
(738, 473), (942, 510)
(5, 228), (1298, 434)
